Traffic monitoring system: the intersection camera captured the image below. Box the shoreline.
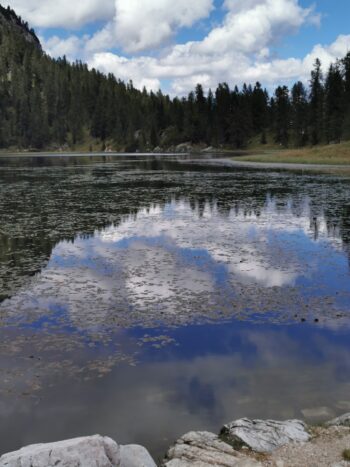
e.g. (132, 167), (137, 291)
(2, 144), (350, 170)
(1, 413), (349, 466)
(232, 143), (350, 167)
(218, 158), (350, 171)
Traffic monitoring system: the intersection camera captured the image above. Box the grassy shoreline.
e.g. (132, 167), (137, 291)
(234, 142), (350, 165)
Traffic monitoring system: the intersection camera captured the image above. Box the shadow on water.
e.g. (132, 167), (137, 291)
(0, 153), (349, 458)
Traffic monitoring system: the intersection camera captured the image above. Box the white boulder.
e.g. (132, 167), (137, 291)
(120, 445), (157, 467)
(220, 418), (310, 453)
(326, 413), (350, 427)
(163, 431), (262, 466)
(0, 436), (157, 467)
(0, 435), (119, 467)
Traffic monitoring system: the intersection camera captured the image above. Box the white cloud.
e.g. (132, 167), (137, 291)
(88, 53), (161, 90)
(6, 0), (115, 29)
(87, 0), (214, 53)
(24, 0), (348, 95)
(88, 34), (350, 95)
(2, 198), (346, 328)
(244, 34), (350, 85)
(115, 0), (214, 52)
(41, 35), (84, 60)
(84, 0), (327, 93)
(198, 0), (319, 56)
(86, 0), (317, 55)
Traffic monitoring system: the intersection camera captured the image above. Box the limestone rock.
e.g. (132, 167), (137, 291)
(120, 444), (157, 467)
(175, 143), (192, 153)
(0, 436), (157, 467)
(0, 435), (119, 467)
(163, 431), (262, 466)
(220, 418), (310, 453)
(326, 413), (350, 428)
(201, 146), (215, 153)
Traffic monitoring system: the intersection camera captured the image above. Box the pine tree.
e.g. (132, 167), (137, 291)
(251, 82), (268, 137)
(181, 91), (194, 142)
(150, 123), (158, 147)
(309, 59), (324, 145)
(274, 86), (290, 147)
(215, 83), (231, 145)
(324, 63), (344, 143)
(341, 53), (350, 139)
(291, 81), (308, 146)
(193, 84), (207, 143)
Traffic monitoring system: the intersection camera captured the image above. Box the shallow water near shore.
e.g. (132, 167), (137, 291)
(0, 153), (349, 460)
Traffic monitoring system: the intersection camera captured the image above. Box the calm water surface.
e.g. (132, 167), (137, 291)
(0, 153), (350, 460)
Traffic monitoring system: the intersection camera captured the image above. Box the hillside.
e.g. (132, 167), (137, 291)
(0, 3), (350, 152)
(0, 4), (41, 49)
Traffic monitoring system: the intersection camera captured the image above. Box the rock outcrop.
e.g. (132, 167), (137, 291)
(220, 418), (310, 453)
(175, 143), (193, 153)
(1, 414), (349, 467)
(163, 431), (262, 467)
(326, 413), (350, 428)
(120, 445), (157, 467)
(0, 435), (157, 467)
(201, 146), (217, 153)
(0, 4), (41, 49)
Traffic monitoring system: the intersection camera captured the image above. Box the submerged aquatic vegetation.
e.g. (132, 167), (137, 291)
(0, 154), (349, 459)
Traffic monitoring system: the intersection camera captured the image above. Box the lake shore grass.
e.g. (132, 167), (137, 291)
(234, 142), (350, 165)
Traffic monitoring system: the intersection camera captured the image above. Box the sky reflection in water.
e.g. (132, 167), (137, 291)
(3, 198), (349, 327)
(0, 155), (349, 458)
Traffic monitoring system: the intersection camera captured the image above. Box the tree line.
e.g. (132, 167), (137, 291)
(1, 4), (350, 151)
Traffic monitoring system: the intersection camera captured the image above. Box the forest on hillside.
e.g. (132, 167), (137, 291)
(0, 4), (350, 151)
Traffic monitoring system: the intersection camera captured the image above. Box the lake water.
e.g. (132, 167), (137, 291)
(0, 153), (349, 461)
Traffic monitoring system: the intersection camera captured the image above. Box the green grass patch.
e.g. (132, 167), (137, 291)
(234, 142), (350, 165)
(343, 449), (350, 461)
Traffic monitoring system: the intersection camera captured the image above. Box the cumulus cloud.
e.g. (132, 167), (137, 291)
(115, 0), (214, 52)
(199, 0), (319, 56)
(88, 34), (350, 94)
(19, 0), (345, 95)
(87, 0), (214, 53)
(86, 53), (160, 90)
(41, 35), (84, 60)
(243, 34), (350, 84)
(86, 0), (317, 55)
(7, 0), (115, 28)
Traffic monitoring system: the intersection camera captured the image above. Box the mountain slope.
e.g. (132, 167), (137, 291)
(0, 4), (41, 49)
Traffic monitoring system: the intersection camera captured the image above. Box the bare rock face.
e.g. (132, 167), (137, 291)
(220, 418), (310, 453)
(326, 413), (350, 428)
(0, 435), (119, 467)
(175, 143), (193, 153)
(120, 444), (157, 467)
(0, 436), (157, 467)
(163, 431), (263, 466)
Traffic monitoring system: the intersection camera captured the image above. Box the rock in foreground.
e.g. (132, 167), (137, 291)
(163, 431), (262, 466)
(326, 413), (350, 428)
(220, 418), (310, 453)
(120, 445), (157, 467)
(1, 414), (349, 467)
(0, 435), (156, 467)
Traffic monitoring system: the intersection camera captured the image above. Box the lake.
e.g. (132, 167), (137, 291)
(0, 153), (349, 461)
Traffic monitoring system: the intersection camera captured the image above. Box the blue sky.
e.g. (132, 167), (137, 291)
(280, 0), (350, 58)
(6, 0), (350, 95)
